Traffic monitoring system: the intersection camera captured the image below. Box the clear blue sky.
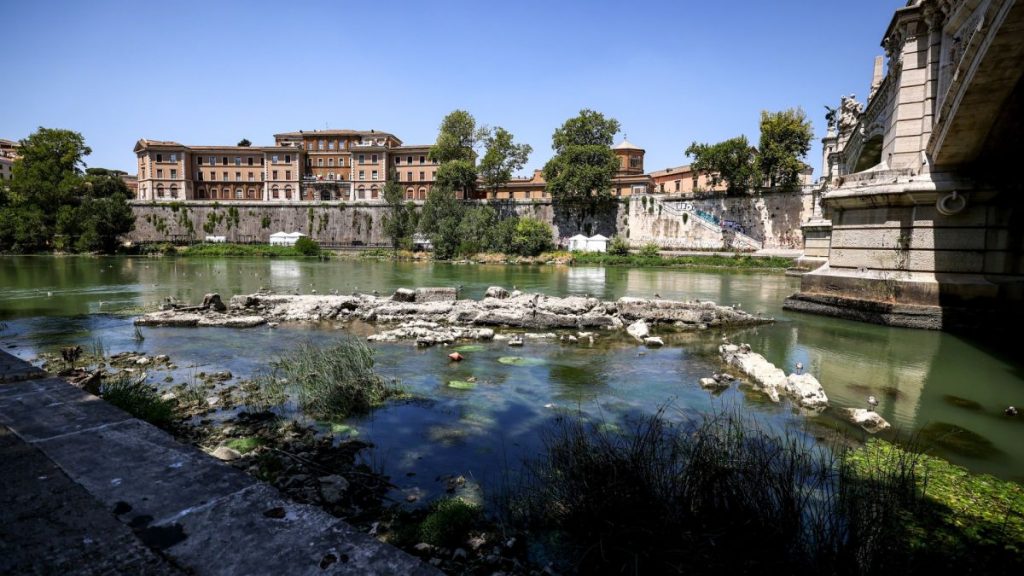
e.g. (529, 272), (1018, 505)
(2, 0), (905, 176)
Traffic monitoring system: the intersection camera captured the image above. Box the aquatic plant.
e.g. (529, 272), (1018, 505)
(447, 379), (477, 390)
(505, 409), (1022, 575)
(419, 497), (481, 548)
(225, 437), (263, 454)
(101, 373), (173, 427)
(251, 339), (402, 420)
(497, 356), (546, 367)
(132, 325), (145, 343)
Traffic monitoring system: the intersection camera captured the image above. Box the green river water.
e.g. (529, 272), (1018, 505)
(2, 255), (1022, 503)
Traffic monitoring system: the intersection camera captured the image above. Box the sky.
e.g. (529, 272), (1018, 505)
(2, 0), (906, 177)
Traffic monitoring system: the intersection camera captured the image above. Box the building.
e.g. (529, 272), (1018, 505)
(134, 130), (661, 203)
(0, 138), (18, 183)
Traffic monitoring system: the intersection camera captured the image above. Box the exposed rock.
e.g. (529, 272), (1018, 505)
(847, 408), (891, 433)
(484, 286), (509, 299)
(319, 475), (350, 504)
(210, 446), (242, 461)
(202, 293), (227, 312)
(643, 336), (664, 347)
(785, 373), (829, 409)
(627, 320), (650, 341)
(415, 287), (458, 302)
(392, 288), (416, 302)
(719, 344), (785, 403)
(699, 377), (728, 390)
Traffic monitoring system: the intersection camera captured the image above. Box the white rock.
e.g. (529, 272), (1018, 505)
(699, 377), (728, 389)
(627, 320), (650, 341)
(135, 357), (151, 366)
(848, 409), (890, 433)
(211, 446), (242, 461)
(785, 373), (829, 410)
(719, 344), (785, 403)
(484, 286), (509, 299)
(643, 336), (664, 347)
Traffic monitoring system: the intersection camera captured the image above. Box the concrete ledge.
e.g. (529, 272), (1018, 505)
(0, 349), (46, 383)
(783, 293), (944, 329)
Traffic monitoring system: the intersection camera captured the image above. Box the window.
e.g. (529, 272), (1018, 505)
(306, 158), (311, 167)
(235, 188), (243, 199)
(285, 155), (291, 163)
(318, 140), (324, 150)
(328, 141), (335, 150)
(357, 185), (365, 199)
(198, 188), (206, 199)
(285, 170), (291, 180)
(272, 155), (279, 163)
(525, 190), (531, 199)
(235, 172), (241, 181)
(209, 156), (215, 165)
(141, 167), (145, 178)
(222, 157), (228, 165)
(395, 157), (401, 165)
(359, 170), (365, 181)
(261, 171), (265, 181)
(674, 180), (680, 192)
(156, 153), (163, 162)
(317, 158), (323, 167)
(338, 158), (344, 167)
(371, 185), (378, 199)
(234, 157), (241, 166)
(358, 154), (365, 164)
(248, 157), (253, 166)
(170, 153), (177, 162)
(156, 184), (164, 197)
(210, 171), (216, 181)
(284, 186), (292, 199)
(272, 170), (278, 179)
(197, 157), (203, 165)
(372, 170), (378, 180)
(223, 171), (228, 181)
(407, 155), (412, 164)
(371, 154), (378, 164)
(272, 186), (279, 199)
(630, 155), (641, 169)
(260, 157), (265, 166)
(248, 173), (254, 182)
(170, 169), (177, 179)
(406, 187), (414, 198)
(418, 187), (426, 200)
(157, 169), (163, 178)
(211, 187), (218, 198)
(169, 184), (178, 198)
(328, 172), (334, 181)
(407, 171), (412, 181)
(328, 158), (334, 167)
(419, 155), (425, 164)
(247, 188), (255, 199)
(431, 170), (436, 180)
(197, 171), (203, 181)
(419, 171), (424, 181)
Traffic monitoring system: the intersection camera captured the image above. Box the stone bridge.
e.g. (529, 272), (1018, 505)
(786, 0), (1024, 329)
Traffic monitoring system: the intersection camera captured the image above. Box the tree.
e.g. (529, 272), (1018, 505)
(542, 109), (621, 202)
(435, 159), (478, 197)
(382, 172), (413, 250)
(756, 108), (813, 191)
(237, 138), (252, 147)
(456, 206), (499, 255)
(429, 110), (488, 164)
(479, 127), (532, 199)
(685, 136), (758, 195)
(419, 185), (465, 259)
(9, 127), (91, 215)
(511, 217), (554, 256)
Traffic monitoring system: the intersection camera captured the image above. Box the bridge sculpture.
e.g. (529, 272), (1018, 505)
(785, 0), (1024, 329)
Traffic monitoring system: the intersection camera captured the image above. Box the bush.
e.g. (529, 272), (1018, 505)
(293, 236), (320, 256)
(101, 374), (174, 427)
(607, 236), (630, 256)
(252, 339), (402, 419)
(511, 217), (554, 256)
(638, 242), (661, 258)
(419, 497), (481, 548)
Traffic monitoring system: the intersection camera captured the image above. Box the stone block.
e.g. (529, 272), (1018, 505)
(0, 379), (132, 442)
(414, 287), (457, 302)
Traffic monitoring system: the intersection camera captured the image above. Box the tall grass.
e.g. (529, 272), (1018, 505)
(101, 373), (174, 427)
(251, 339), (402, 419)
(506, 408), (952, 576)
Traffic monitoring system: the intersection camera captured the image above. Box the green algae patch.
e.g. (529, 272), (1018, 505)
(452, 344), (487, 353)
(447, 379), (478, 390)
(943, 395), (983, 411)
(919, 422), (1001, 458)
(225, 436), (264, 454)
(498, 356), (546, 367)
(848, 439), (1024, 555)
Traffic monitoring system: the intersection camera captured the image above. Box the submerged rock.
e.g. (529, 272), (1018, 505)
(719, 344), (828, 409)
(627, 320), (650, 341)
(786, 373), (829, 409)
(847, 409), (890, 434)
(643, 337), (664, 347)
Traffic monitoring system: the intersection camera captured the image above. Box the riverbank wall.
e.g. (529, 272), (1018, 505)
(127, 190), (812, 250)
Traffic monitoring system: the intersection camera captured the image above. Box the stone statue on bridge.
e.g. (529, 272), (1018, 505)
(838, 94), (864, 134)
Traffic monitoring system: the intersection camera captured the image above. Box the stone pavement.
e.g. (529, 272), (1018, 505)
(0, 349), (439, 576)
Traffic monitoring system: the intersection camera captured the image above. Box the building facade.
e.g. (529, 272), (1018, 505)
(0, 138), (17, 183)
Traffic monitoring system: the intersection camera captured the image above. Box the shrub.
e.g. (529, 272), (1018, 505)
(294, 236), (320, 256)
(419, 497), (481, 548)
(101, 374), (174, 427)
(252, 339), (402, 420)
(639, 242), (661, 258)
(607, 236), (630, 256)
(511, 217), (554, 256)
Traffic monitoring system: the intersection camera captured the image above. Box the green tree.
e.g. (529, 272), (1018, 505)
(479, 127), (532, 199)
(435, 159), (478, 197)
(456, 206), (499, 255)
(428, 110), (488, 164)
(511, 217), (554, 256)
(237, 138), (252, 147)
(685, 136), (758, 195)
(9, 127), (91, 215)
(382, 172), (412, 250)
(756, 108), (813, 191)
(419, 186), (465, 259)
(542, 109), (621, 202)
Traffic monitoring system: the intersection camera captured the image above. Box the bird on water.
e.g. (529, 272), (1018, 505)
(867, 395), (879, 411)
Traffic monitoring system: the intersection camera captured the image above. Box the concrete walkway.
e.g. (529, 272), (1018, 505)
(0, 349), (438, 576)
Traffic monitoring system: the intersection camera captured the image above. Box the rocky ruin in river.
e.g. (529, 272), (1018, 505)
(135, 287), (773, 344)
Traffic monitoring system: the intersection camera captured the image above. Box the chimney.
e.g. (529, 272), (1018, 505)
(869, 55), (884, 100)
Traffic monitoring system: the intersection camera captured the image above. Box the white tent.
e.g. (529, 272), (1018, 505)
(586, 234), (609, 253)
(568, 234), (589, 251)
(269, 231), (308, 246)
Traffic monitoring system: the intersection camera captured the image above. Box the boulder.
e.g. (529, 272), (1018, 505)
(627, 320), (650, 341)
(202, 293), (227, 312)
(847, 409), (891, 433)
(643, 336), (664, 347)
(392, 288), (416, 302)
(699, 377), (728, 390)
(415, 287), (458, 302)
(719, 344), (785, 403)
(211, 446), (242, 461)
(484, 286), (509, 299)
(785, 373), (829, 410)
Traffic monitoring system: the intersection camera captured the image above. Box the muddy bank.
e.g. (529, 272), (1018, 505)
(135, 288), (773, 343)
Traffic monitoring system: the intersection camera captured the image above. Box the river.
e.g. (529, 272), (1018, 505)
(2, 255), (1022, 502)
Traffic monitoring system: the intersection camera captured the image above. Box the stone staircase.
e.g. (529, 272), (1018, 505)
(650, 197), (763, 251)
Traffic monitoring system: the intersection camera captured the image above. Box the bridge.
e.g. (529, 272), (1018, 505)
(785, 0), (1024, 329)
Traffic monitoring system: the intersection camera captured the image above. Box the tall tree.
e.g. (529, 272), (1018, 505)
(479, 127), (532, 199)
(237, 138), (252, 147)
(435, 159), (479, 197)
(9, 127), (91, 214)
(756, 108), (813, 191)
(429, 110), (488, 164)
(685, 136), (758, 195)
(542, 109), (621, 202)
(381, 171), (412, 251)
